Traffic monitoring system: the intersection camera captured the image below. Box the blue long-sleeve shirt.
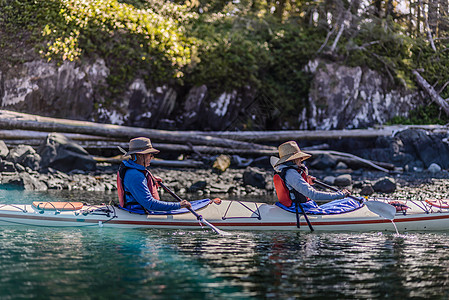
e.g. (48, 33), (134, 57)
(122, 160), (181, 211)
(275, 163), (345, 201)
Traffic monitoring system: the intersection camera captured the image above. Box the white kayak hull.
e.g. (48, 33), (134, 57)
(1, 199), (449, 232)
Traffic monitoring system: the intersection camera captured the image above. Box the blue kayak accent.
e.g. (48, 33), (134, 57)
(119, 199), (211, 215)
(275, 197), (363, 215)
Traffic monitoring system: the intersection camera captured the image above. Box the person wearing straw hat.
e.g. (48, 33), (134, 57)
(117, 137), (191, 212)
(273, 141), (349, 206)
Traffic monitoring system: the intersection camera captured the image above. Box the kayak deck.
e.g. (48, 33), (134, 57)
(1, 198), (449, 231)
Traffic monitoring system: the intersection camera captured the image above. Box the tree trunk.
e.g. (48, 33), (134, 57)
(0, 110), (274, 150)
(413, 70), (449, 115)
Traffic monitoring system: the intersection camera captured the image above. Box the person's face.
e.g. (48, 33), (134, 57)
(137, 153), (154, 167)
(294, 158), (303, 166)
(144, 153), (154, 167)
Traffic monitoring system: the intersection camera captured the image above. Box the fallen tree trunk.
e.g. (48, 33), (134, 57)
(0, 110), (274, 150)
(413, 70), (449, 116)
(194, 124), (449, 142)
(94, 156), (204, 168)
(307, 150), (393, 172)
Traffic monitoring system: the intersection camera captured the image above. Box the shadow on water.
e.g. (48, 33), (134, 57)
(2, 190), (449, 298)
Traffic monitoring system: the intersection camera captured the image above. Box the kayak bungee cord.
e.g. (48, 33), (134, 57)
(158, 181), (230, 235)
(314, 180), (396, 220)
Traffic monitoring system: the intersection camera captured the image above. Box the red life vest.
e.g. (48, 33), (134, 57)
(273, 168), (310, 207)
(117, 163), (160, 208)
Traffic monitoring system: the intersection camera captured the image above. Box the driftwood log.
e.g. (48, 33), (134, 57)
(0, 110), (274, 150)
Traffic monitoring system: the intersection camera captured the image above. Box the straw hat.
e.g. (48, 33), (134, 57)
(119, 137), (160, 156)
(274, 141), (311, 166)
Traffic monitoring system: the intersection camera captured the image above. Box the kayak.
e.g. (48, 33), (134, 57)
(1, 197), (449, 232)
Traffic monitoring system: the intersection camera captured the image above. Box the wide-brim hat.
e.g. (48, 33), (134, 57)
(274, 141), (311, 167)
(119, 137), (160, 156)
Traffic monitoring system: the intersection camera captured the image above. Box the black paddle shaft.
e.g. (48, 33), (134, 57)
(314, 180), (362, 203)
(158, 181), (202, 220)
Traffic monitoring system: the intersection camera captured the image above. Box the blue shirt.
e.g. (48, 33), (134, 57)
(122, 160), (181, 211)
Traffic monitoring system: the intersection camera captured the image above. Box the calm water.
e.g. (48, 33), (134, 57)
(1, 190), (449, 299)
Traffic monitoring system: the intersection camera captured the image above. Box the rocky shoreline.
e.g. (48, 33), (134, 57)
(1, 130), (449, 204)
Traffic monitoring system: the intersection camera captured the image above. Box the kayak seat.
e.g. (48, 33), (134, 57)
(275, 197), (363, 215)
(118, 199), (211, 215)
(32, 201), (84, 211)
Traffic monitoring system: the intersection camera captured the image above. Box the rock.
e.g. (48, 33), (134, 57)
(126, 80), (178, 128)
(188, 181), (207, 193)
(209, 183), (232, 193)
(428, 163), (442, 173)
(304, 59), (423, 129)
(212, 155), (231, 173)
(334, 174), (352, 186)
(0, 160), (16, 173)
(0, 141), (9, 158)
(38, 133), (96, 173)
(1, 173), (48, 191)
(309, 154), (337, 170)
(396, 129), (449, 169)
(336, 161), (348, 169)
(243, 167), (267, 189)
(8, 145), (41, 171)
(322, 176), (336, 185)
(373, 177), (396, 193)
(2, 59), (108, 121)
(178, 85), (208, 129)
(360, 184), (374, 196)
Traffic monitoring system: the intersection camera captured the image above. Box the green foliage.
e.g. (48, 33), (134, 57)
(387, 104), (449, 125)
(1, 0), (196, 87)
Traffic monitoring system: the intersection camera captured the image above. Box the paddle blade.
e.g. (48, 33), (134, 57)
(270, 156), (279, 168)
(200, 218), (232, 236)
(365, 201), (396, 220)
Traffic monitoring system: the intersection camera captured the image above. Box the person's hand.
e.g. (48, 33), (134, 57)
(307, 175), (316, 185)
(340, 189), (351, 197)
(180, 200), (192, 209)
(154, 176), (162, 187)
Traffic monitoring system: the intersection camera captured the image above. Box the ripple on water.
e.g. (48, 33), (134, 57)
(2, 191), (449, 299)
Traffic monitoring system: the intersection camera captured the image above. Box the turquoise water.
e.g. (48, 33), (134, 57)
(2, 190), (449, 299)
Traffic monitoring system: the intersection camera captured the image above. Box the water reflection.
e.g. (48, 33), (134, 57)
(2, 190), (449, 298)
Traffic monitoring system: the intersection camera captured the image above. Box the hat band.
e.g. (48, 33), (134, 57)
(130, 145), (152, 151)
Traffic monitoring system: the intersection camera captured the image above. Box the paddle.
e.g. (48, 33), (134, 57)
(158, 181), (230, 235)
(270, 156), (396, 221)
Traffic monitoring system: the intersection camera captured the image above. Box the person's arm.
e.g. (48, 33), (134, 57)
(125, 170), (181, 211)
(285, 169), (345, 201)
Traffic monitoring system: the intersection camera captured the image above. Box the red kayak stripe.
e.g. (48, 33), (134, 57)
(1, 212), (449, 227)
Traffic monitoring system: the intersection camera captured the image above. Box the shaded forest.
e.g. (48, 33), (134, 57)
(2, 0), (449, 126)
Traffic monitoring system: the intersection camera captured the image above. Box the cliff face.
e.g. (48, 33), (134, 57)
(0, 58), (424, 130)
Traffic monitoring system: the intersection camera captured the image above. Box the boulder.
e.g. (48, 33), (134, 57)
(334, 174), (352, 187)
(38, 133), (96, 173)
(373, 177), (396, 193)
(427, 163), (442, 173)
(360, 184), (374, 196)
(188, 181), (207, 193)
(243, 167), (267, 189)
(0, 141), (9, 158)
(309, 154), (337, 170)
(1, 173), (48, 191)
(212, 155), (231, 173)
(304, 59), (423, 129)
(7, 145), (41, 171)
(0, 160), (16, 173)
(395, 129), (449, 169)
